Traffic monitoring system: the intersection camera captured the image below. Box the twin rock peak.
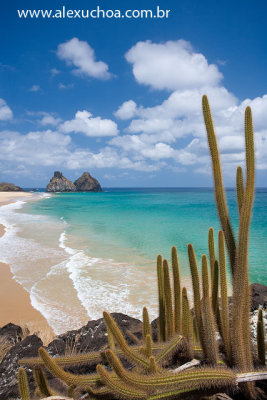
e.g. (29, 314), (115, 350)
(46, 171), (102, 192)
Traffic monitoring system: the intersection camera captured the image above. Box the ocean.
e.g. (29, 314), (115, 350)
(0, 188), (266, 334)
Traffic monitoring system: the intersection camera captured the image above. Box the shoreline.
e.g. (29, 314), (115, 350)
(0, 193), (54, 335)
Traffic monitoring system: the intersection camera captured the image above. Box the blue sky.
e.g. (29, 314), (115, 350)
(1, 0), (267, 187)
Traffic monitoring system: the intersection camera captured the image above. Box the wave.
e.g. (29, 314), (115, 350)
(0, 195), (173, 334)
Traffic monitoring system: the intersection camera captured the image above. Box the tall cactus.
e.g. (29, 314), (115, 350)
(231, 106), (255, 371)
(202, 95), (236, 275)
(181, 287), (193, 359)
(157, 254), (166, 341)
(201, 255), (219, 365)
(163, 259), (174, 340)
(218, 230), (231, 363)
(171, 246), (181, 333)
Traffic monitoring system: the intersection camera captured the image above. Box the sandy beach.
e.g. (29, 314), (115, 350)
(0, 192), (54, 335)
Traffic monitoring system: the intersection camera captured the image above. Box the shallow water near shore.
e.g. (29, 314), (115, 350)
(0, 188), (266, 334)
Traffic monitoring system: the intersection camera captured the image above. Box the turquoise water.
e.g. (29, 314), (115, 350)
(22, 188), (267, 284)
(0, 187), (264, 333)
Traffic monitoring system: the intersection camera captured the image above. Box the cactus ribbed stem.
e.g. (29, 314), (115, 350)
(33, 367), (55, 397)
(155, 334), (183, 363)
(208, 227), (216, 288)
(163, 259), (174, 340)
(236, 166), (244, 215)
(188, 243), (203, 348)
(192, 316), (200, 344)
(39, 347), (104, 387)
(143, 306), (152, 342)
(97, 364), (147, 399)
(145, 334), (153, 358)
(202, 95), (236, 275)
(107, 323), (115, 351)
(182, 287), (193, 359)
(201, 255), (219, 365)
(218, 230), (231, 362)
(157, 254), (166, 342)
(105, 349), (235, 393)
(103, 312), (150, 368)
(18, 368), (30, 400)
(171, 246), (181, 333)
(232, 107), (255, 372)
(212, 260), (219, 316)
(149, 356), (158, 373)
(257, 308), (266, 365)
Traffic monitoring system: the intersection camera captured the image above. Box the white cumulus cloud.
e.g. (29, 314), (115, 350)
(0, 99), (13, 121)
(125, 40), (222, 91)
(60, 110), (119, 137)
(114, 100), (138, 120)
(57, 38), (111, 80)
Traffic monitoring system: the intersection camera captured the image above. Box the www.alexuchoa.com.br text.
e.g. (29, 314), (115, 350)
(17, 6), (171, 20)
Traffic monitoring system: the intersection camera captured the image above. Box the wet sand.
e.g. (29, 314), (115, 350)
(0, 193), (54, 333)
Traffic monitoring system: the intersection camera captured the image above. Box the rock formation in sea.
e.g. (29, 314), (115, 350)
(0, 182), (23, 191)
(74, 172), (102, 192)
(46, 171), (76, 192)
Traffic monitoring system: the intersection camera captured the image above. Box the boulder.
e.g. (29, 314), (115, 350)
(0, 323), (23, 346)
(0, 182), (23, 192)
(0, 334), (43, 399)
(46, 171), (76, 192)
(250, 283), (267, 311)
(74, 172), (102, 192)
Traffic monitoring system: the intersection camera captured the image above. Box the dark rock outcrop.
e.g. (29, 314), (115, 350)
(47, 312), (142, 358)
(0, 323), (23, 346)
(74, 172), (102, 192)
(46, 171), (76, 193)
(0, 313), (143, 398)
(250, 283), (267, 311)
(0, 182), (23, 192)
(0, 335), (43, 399)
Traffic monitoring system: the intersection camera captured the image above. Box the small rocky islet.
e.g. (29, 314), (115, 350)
(46, 171), (102, 193)
(0, 182), (23, 192)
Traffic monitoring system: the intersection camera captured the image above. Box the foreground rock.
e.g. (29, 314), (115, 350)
(0, 335), (42, 399)
(74, 172), (102, 192)
(0, 313), (144, 399)
(46, 171), (76, 192)
(0, 182), (23, 191)
(0, 323), (23, 346)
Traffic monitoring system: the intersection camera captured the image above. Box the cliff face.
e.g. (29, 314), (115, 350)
(74, 172), (102, 192)
(0, 182), (23, 192)
(46, 171), (76, 192)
